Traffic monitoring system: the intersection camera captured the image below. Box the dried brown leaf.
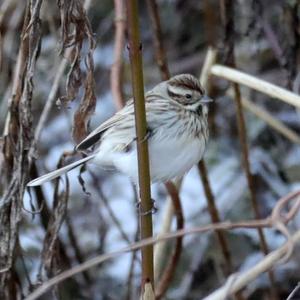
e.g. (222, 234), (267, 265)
(40, 164), (70, 277)
(0, 1), (43, 297)
(57, 0), (96, 143)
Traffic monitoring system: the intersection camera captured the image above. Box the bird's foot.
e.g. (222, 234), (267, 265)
(136, 198), (158, 215)
(134, 128), (152, 144)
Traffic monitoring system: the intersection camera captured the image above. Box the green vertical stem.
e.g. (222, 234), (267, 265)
(126, 0), (154, 295)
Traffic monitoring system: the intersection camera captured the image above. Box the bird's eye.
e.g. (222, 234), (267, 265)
(185, 94), (192, 99)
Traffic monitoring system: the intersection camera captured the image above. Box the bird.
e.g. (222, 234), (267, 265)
(27, 74), (212, 187)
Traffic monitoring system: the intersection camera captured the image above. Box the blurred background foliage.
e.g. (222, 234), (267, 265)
(0, 0), (300, 299)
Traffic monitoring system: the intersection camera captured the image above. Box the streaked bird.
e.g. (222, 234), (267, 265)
(27, 74), (212, 187)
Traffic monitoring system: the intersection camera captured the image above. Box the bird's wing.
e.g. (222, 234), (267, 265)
(76, 100), (135, 151)
(75, 90), (168, 151)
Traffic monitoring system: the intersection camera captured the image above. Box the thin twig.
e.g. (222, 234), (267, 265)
(34, 58), (68, 143)
(253, 1), (295, 88)
(29, 164), (76, 275)
(32, 0), (94, 149)
(199, 47), (234, 277)
(125, 227), (140, 300)
(152, 182), (185, 293)
(154, 194), (175, 281)
(24, 190), (300, 300)
(198, 161), (233, 273)
(240, 95), (300, 145)
(155, 182), (184, 300)
(111, 0), (125, 110)
(210, 64), (300, 109)
(204, 189), (300, 300)
(0, 0), (18, 24)
(65, 216), (92, 283)
(286, 282), (300, 300)
(89, 170), (135, 247)
(232, 80), (279, 296)
(145, 0), (170, 80)
(219, 2), (278, 297)
(203, 230), (300, 300)
(200, 47), (217, 88)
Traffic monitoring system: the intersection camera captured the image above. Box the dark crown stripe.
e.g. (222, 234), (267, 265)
(168, 75), (204, 95)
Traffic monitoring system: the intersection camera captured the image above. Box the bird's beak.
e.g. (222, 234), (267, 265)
(201, 95), (213, 103)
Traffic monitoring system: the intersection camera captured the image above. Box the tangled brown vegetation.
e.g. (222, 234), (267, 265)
(0, 1), (300, 299)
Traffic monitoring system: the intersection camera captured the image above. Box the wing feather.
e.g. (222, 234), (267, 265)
(75, 91), (170, 151)
(76, 100), (134, 150)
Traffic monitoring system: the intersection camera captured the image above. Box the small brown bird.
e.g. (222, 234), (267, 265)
(27, 74), (212, 187)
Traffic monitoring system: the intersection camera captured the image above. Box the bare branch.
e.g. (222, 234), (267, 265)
(24, 190), (300, 300)
(210, 64), (300, 108)
(110, 0), (125, 110)
(155, 182), (184, 299)
(146, 0), (170, 81)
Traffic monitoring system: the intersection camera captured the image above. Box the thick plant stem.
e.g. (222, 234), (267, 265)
(126, 0), (154, 296)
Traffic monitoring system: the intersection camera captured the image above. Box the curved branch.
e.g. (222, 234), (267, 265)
(155, 181), (184, 300)
(24, 190), (300, 300)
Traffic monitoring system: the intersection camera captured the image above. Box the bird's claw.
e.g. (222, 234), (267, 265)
(136, 199), (157, 215)
(134, 128), (152, 144)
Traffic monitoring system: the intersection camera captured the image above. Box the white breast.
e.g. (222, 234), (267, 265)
(92, 104), (208, 183)
(93, 134), (205, 183)
(148, 135), (205, 182)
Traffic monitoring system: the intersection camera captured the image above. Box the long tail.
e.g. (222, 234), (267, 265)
(27, 154), (96, 187)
